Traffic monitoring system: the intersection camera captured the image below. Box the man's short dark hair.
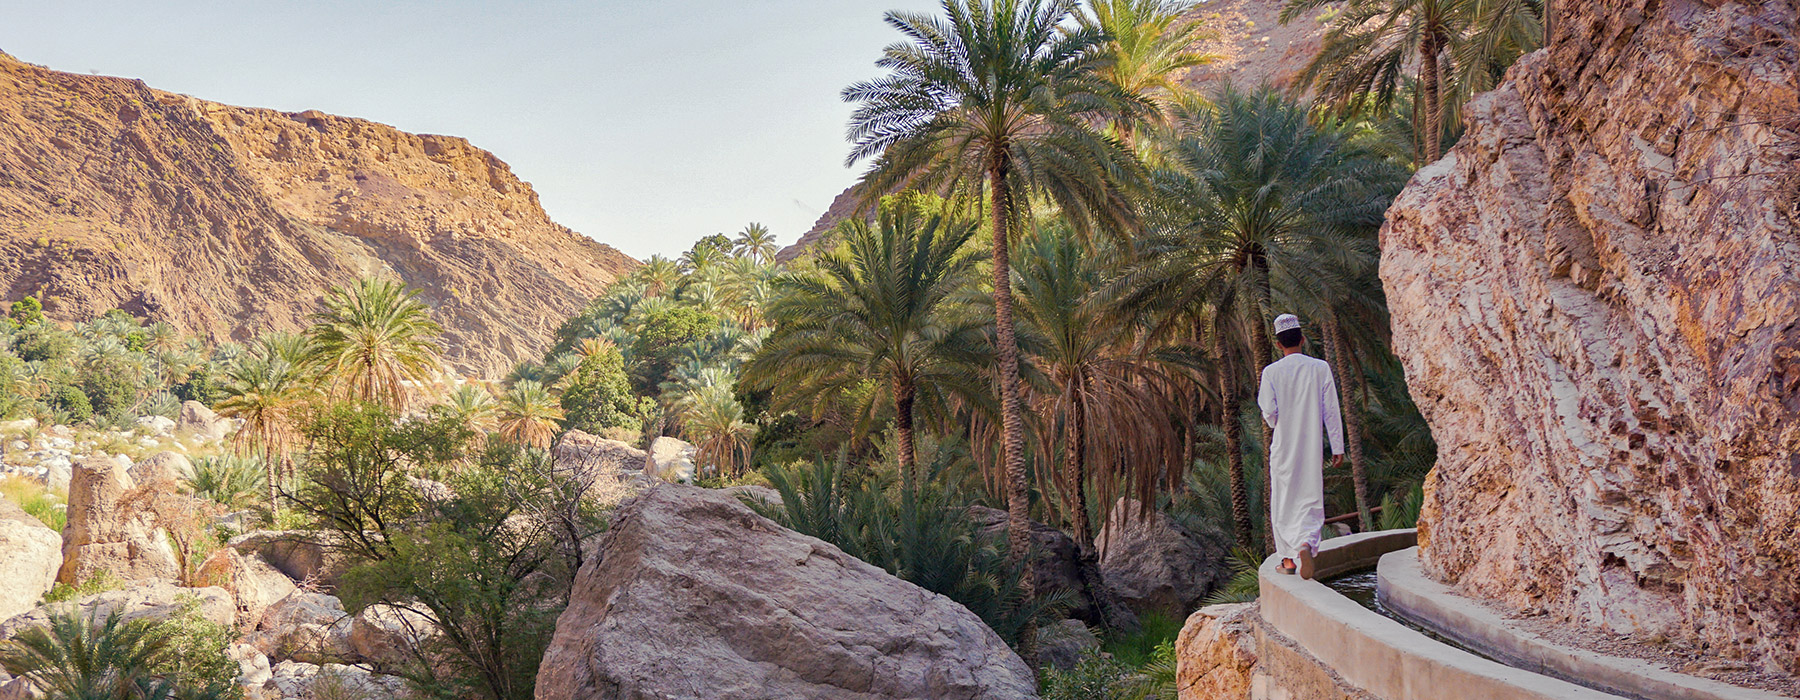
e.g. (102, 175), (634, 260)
(1276, 328), (1304, 349)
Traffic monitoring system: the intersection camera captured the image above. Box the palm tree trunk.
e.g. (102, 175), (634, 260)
(1065, 385), (1140, 634)
(988, 160), (1036, 665)
(894, 374), (917, 495)
(1248, 313), (1275, 556)
(1421, 32), (1444, 163)
(1214, 317), (1253, 550)
(1322, 320), (1373, 531)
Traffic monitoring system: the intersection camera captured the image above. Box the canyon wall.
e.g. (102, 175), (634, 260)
(0, 52), (637, 375)
(1381, 0), (1798, 672)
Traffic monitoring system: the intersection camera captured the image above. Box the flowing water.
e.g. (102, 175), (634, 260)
(1321, 568), (1500, 662)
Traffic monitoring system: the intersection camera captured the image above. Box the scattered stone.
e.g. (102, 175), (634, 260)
(255, 661), (407, 700)
(645, 436), (697, 483)
(229, 642), (273, 689)
(178, 401), (231, 441)
(0, 418), (37, 433)
(0, 499), (61, 619)
(135, 415), (176, 437)
(58, 456), (179, 584)
(536, 484), (1038, 700)
(1097, 498), (1229, 618)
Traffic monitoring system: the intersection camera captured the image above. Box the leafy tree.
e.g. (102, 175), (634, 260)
(746, 193), (986, 491)
(8, 296), (44, 326)
(844, 3), (1146, 655)
(558, 345), (641, 436)
(49, 384), (93, 424)
(627, 305), (716, 394)
(305, 278), (443, 411)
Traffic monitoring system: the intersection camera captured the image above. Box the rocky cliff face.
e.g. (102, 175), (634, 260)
(1382, 0), (1798, 673)
(0, 52), (636, 375)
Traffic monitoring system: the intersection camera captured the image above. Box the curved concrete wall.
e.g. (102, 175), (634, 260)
(1258, 530), (1621, 700)
(1378, 548), (1791, 700)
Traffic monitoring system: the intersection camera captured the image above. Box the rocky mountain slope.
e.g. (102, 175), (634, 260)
(775, 0), (1325, 262)
(0, 52), (637, 375)
(1382, 0), (1798, 673)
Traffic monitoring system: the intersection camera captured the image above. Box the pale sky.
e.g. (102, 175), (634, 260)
(0, 0), (941, 260)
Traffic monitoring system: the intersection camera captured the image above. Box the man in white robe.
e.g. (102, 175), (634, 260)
(1257, 314), (1345, 578)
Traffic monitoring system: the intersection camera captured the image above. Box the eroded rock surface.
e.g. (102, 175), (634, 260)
(535, 484), (1038, 700)
(0, 499), (60, 619)
(58, 455), (178, 584)
(1381, 0), (1800, 672)
(1175, 603), (1258, 700)
(0, 52), (637, 375)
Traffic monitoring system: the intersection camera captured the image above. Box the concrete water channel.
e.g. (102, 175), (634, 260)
(1263, 530), (1792, 700)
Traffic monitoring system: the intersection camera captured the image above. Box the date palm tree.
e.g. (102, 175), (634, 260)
(496, 380), (563, 449)
(745, 193), (987, 492)
(844, 4), (1145, 653)
(635, 255), (682, 297)
(733, 223), (780, 263)
(1118, 87), (1403, 548)
(675, 382), (756, 478)
(1280, 0), (1540, 163)
(217, 341), (314, 506)
(304, 278), (443, 412)
(1076, 0), (1219, 143)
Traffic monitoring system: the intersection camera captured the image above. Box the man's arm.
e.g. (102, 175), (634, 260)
(1258, 366), (1278, 428)
(1320, 363), (1345, 460)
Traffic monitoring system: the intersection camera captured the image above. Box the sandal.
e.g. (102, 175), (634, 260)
(1278, 558), (1297, 575)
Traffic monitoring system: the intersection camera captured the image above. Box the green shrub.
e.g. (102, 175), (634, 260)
(47, 384), (92, 425)
(15, 324), (74, 363)
(149, 596), (241, 700)
(8, 296), (43, 325)
(43, 570), (125, 603)
(558, 348), (642, 436)
(1202, 547), (1264, 606)
(81, 368), (140, 420)
(1100, 611), (1182, 668)
(1038, 650), (1136, 700)
(172, 368), (224, 406)
(1, 475), (66, 531)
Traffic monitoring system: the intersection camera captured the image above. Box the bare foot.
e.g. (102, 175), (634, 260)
(1278, 558), (1297, 575)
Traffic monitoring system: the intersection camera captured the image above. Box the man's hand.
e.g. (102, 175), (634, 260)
(1330, 454), (1345, 469)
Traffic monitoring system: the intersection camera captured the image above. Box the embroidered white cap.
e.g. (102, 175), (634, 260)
(1274, 314), (1302, 334)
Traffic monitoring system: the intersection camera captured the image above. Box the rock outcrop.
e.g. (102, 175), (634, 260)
(58, 455), (178, 584)
(178, 402), (231, 442)
(194, 547), (298, 628)
(1381, 0), (1800, 673)
(1097, 498), (1229, 618)
(228, 531), (353, 588)
(0, 580), (233, 638)
(645, 436), (697, 483)
(1174, 603), (1259, 700)
(536, 485), (1039, 700)
(0, 498), (60, 619)
(552, 430), (647, 478)
(128, 451), (192, 486)
(245, 591), (355, 665)
(0, 52), (637, 375)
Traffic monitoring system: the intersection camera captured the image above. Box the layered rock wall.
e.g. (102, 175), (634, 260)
(0, 52), (637, 375)
(1381, 0), (1798, 672)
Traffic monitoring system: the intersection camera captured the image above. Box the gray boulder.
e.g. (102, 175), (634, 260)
(229, 531), (354, 587)
(178, 401), (231, 441)
(244, 591), (355, 665)
(966, 505), (1097, 624)
(254, 661), (407, 700)
(0, 500), (61, 619)
(127, 451), (192, 486)
(536, 484), (1039, 700)
(553, 430), (648, 477)
(645, 436), (697, 483)
(1097, 498), (1229, 618)
(0, 580), (233, 638)
(1037, 619), (1102, 671)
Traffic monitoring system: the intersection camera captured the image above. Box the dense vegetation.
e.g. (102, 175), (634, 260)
(0, 0), (1548, 696)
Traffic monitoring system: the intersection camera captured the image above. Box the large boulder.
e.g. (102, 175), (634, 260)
(1036, 619), (1101, 671)
(253, 661), (407, 700)
(553, 430), (648, 478)
(1174, 603), (1259, 700)
(229, 531), (354, 587)
(536, 484), (1039, 700)
(244, 591), (355, 665)
(965, 505), (1096, 624)
(645, 436), (697, 483)
(178, 401), (231, 441)
(1096, 498), (1228, 618)
(347, 604), (440, 670)
(194, 548), (298, 628)
(0, 499), (61, 619)
(1380, 0), (1800, 673)
(57, 456), (179, 584)
(0, 580), (233, 638)
(127, 451), (192, 487)
(135, 415), (177, 438)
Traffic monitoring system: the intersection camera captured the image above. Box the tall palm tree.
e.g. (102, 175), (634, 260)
(745, 193), (987, 492)
(1118, 87), (1402, 549)
(844, 4), (1145, 648)
(1076, 0), (1219, 143)
(304, 278), (443, 412)
(1014, 223), (1190, 631)
(635, 255), (682, 297)
(680, 245), (725, 275)
(733, 223), (780, 263)
(496, 380), (563, 449)
(216, 351), (312, 506)
(444, 383), (501, 437)
(1280, 0), (1540, 162)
